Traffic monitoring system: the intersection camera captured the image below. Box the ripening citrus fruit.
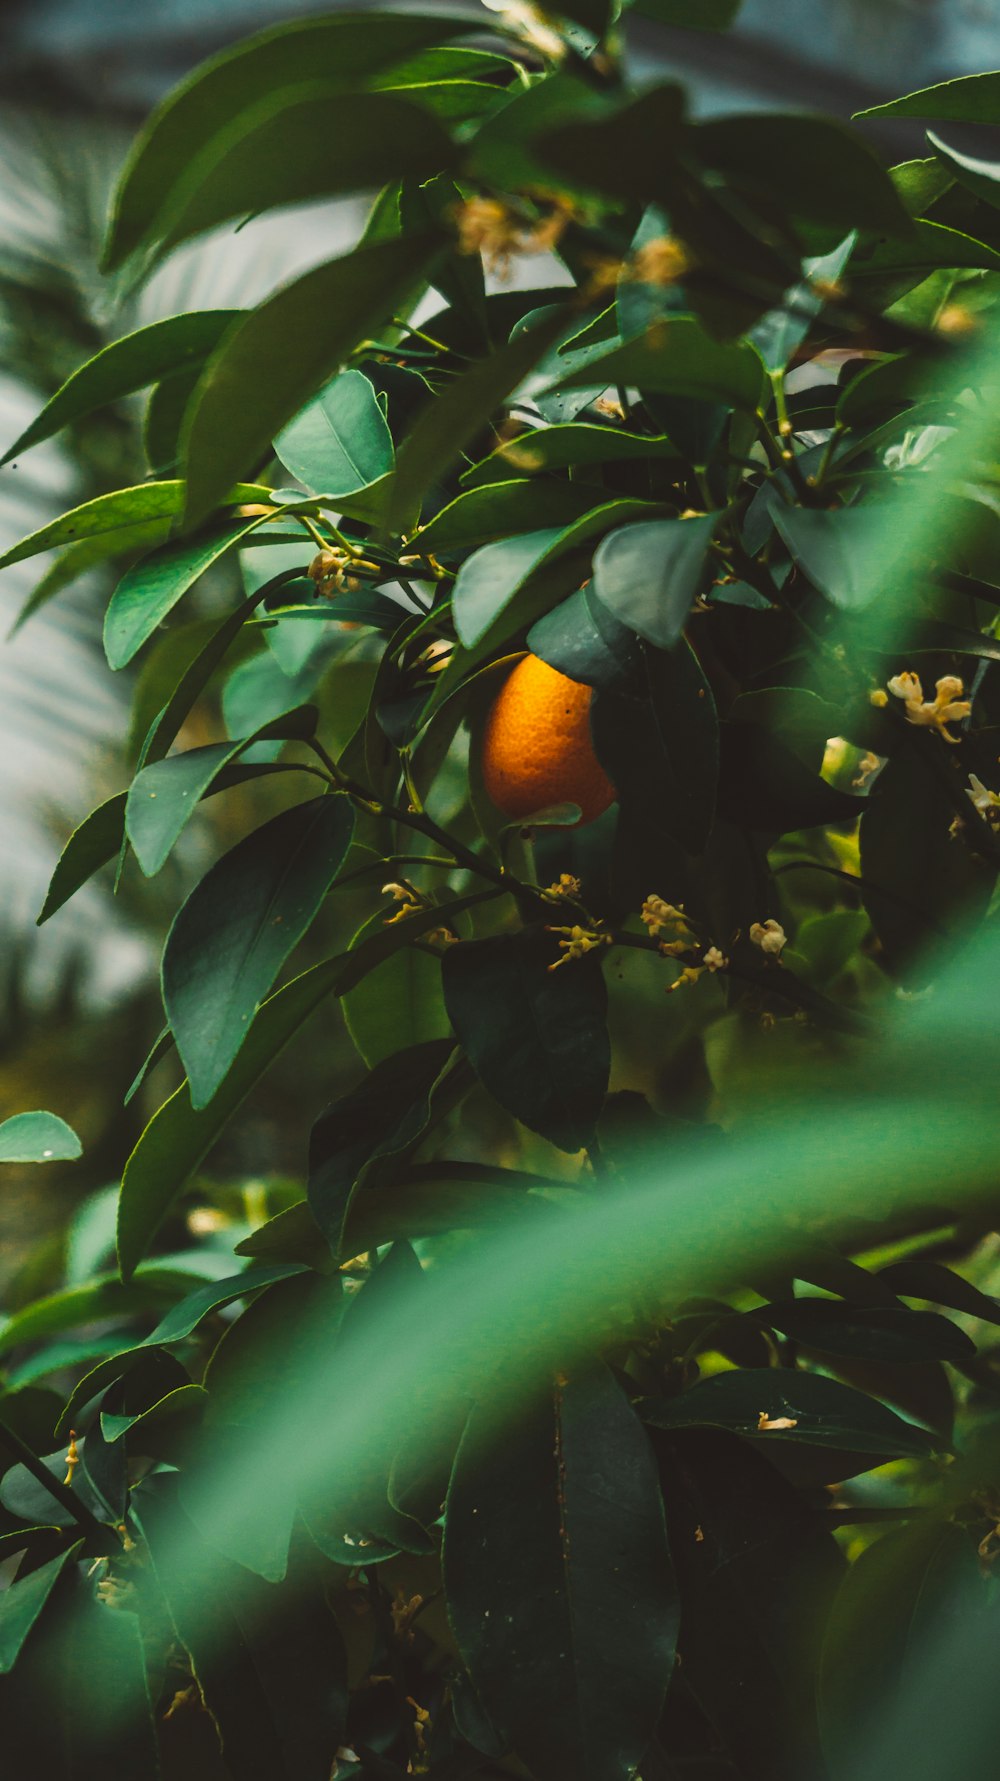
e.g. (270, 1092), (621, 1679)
(480, 653), (615, 825)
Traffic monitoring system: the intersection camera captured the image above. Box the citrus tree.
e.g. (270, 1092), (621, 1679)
(4, 2), (1000, 1776)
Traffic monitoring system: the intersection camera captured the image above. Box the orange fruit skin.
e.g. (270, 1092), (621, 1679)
(480, 653), (615, 826)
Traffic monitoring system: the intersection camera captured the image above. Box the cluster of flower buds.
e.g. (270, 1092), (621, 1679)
(546, 923), (611, 971)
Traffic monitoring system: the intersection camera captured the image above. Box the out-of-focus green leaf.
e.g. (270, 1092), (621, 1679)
(0, 480), (267, 576)
(692, 114), (912, 236)
(103, 9), (480, 269)
(0, 312), (240, 465)
(444, 1364), (677, 1781)
(413, 477), (600, 557)
(0, 1544), (81, 1675)
(0, 1112), (81, 1166)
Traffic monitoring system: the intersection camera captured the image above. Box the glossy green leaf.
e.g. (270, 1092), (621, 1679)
(274, 369), (394, 503)
(770, 502), (889, 611)
(641, 1368), (937, 1458)
(125, 704), (318, 876)
(103, 9), (479, 269)
(387, 307), (570, 535)
(855, 71), (1000, 125)
(591, 514), (718, 648)
(0, 312), (240, 465)
(528, 585), (637, 691)
(413, 477), (600, 558)
(926, 129), (1000, 216)
(692, 114), (912, 236)
(182, 230), (441, 526)
(592, 638), (718, 854)
(451, 500), (661, 654)
(103, 510), (284, 669)
(542, 317), (766, 411)
(341, 909), (451, 1068)
(35, 795), (127, 926)
(0, 1544), (81, 1675)
(308, 1039), (459, 1257)
(444, 1365), (677, 1781)
(0, 479), (265, 577)
(0, 1112), (81, 1166)
(441, 929), (610, 1152)
(163, 794), (355, 1107)
(460, 422), (679, 488)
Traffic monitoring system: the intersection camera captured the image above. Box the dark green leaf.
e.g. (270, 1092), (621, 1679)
(234, 1201), (332, 1272)
(749, 233), (856, 374)
(717, 723), (861, 832)
(592, 638), (718, 853)
(441, 929), (609, 1152)
(103, 9), (479, 268)
(36, 795), (127, 927)
(859, 746), (995, 981)
(542, 318), (766, 412)
(591, 514), (718, 648)
(103, 510), (285, 669)
(183, 231), (442, 526)
(274, 369), (394, 504)
(691, 114), (912, 236)
(757, 1298), (976, 1363)
(657, 1429), (842, 1781)
(770, 501), (894, 611)
(125, 704), (318, 876)
(851, 219), (1000, 280)
(641, 1368), (938, 1459)
(0, 1271), (195, 1358)
(0, 1544), (81, 1674)
(528, 586), (638, 691)
(540, 84), (686, 203)
(855, 71), (1000, 125)
(0, 1112), (81, 1165)
(136, 1477), (349, 1780)
(0, 479), (264, 576)
(460, 422), (679, 488)
(163, 794), (355, 1107)
(308, 1039), (459, 1258)
(926, 129), (1000, 216)
(139, 89), (454, 267)
(0, 312), (240, 465)
(450, 499), (661, 656)
(413, 478), (600, 557)
(116, 954), (353, 1280)
(879, 1261), (1000, 1324)
(444, 1365), (677, 1781)
(387, 307), (570, 535)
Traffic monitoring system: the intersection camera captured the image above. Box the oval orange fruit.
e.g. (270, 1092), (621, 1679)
(480, 653), (615, 826)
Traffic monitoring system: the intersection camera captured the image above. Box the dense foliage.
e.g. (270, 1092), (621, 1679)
(4, 2), (1000, 1775)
